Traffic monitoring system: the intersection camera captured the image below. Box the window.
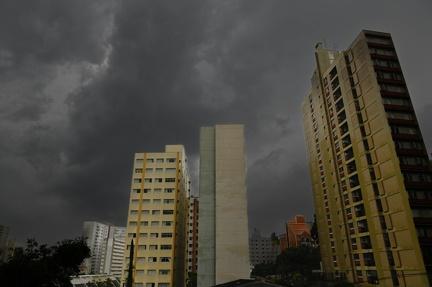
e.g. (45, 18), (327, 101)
(154, 188), (162, 193)
(148, 257), (157, 262)
(373, 58), (399, 68)
(404, 173), (432, 183)
(145, 168), (153, 173)
(164, 199), (174, 204)
(160, 257), (171, 262)
(399, 156), (428, 166)
(159, 270), (170, 275)
(380, 84), (406, 93)
(153, 199), (161, 204)
(165, 178), (176, 182)
(129, 221), (137, 227)
(146, 159), (154, 163)
(164, 188), (174, 193)
(391, 126), (418, 135)
(395, 140), (423, 150)
(412, 209), (432, 218)
(340, 122), (348, 135)
(144, 178), (152, 183)
(161, 233), (173, 238)
(143, 199), (151, 204)
(156, 158), (164, 163)
(344, 147), (354, 161)
(155, 168), (163, 172)
(369, 47), (396, 57)
(376, 71), (403, 81)
(135, 168), (143, 173)
(357, 219), (368, 233)
(158, 284), (169, 287)
(143, 189), (151, 193)
(154, 178), (163, 183)
(147, 269), (156, 275)
(151, 221), (159, 226)
(331, 77), (339, 90)
(160, 245), (172, 250)
(166, 168), (177, 173)
(349, 174), (360, 188)
(354, 204), (365, 217)
(149, 245), (158, 250)
(347, 160), (356, 174)
(167, 158), (176, 163)
(162, 221), (173, 226)
(163, 210), (174, 215)
(386, 111), (414, 121)
(152, 210), (160, 215)
(382, 97), (410, 106)
(133, 189), (141, 193)
(134, 178), (142, 183)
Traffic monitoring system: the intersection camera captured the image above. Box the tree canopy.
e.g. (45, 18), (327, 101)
(0, 237), (90, 287)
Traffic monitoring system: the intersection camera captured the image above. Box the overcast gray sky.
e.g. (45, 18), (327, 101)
(1, 0), (431, 244)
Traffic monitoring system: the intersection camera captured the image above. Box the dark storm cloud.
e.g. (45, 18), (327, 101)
(1, 0), (432, 243)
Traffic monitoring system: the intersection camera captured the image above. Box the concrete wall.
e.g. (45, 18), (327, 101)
(197, 127), (216, 287)
(198, 124), (250, 286)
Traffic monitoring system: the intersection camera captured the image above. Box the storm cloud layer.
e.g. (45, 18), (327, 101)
(1, 0), (431, 243)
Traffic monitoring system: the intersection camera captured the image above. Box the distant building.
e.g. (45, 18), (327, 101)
(198, 124), (250, 286)
(0, 225), (10, 262)
(249, 229), (279, 267)
(101, 226), (126, 278)
(278, 234), (288, 253)
(82, 221), (126, 278)
(187, 196), (199, 273)
(70, 274), (119, 287)
(286, 215), (312, 248)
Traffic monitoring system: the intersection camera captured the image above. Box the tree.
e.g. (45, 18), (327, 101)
(275, 246), (320, 286)
(0, 237), (90, 287)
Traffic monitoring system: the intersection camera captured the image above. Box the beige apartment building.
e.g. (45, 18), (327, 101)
(121, 145), (190, 287)
(303, 30), (432, 286)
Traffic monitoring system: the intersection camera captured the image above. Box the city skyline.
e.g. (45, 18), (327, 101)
(1, 1), (432, 245)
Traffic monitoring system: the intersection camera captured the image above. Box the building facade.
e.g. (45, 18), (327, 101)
(83, 222), (126, 277)
(249, 229), (279, 267)
(83, 222), (111, 274)
(286, 215), (312, 248)
(101, 226), (126, 278)
(198, 124), (250, 286)
(121, 145), (190, 287)
(187, 196), (199, 274)
(303, 30), (431, 286)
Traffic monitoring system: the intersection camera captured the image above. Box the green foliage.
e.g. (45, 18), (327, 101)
(0, 237), (90, 287)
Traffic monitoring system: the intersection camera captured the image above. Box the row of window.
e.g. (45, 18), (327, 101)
(128, 244), (172, 250)
(135, 168), (177, 173)
(129, 221), (174, 227)
(130, 209), (174, 215)
(132, 188), (175, 193)
(134, 256), (171, 263)
(130, 199), (175, 204)
(128, 232), (173, 238)
(136, 158), (176, 164)
(133, 175), (176, 182)
(135, 269), (170, 275)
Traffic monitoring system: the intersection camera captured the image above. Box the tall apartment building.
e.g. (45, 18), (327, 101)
(198, 124), (250, 286)
(303, 30), (432, 286)
(83, 221), (110, 274)
(101, 226), (126, 278)
(83, 222), (126, 277)
(121, 145), (190, 287)
(249, 229), (279, 267)
(187, 196), (199, 274)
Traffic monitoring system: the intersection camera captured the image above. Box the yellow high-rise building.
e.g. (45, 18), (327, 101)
(303, 30), (432, 286)
(121, 145), (190, 287)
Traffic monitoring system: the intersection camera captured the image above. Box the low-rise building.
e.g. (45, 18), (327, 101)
(249, 229), (279, 267)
